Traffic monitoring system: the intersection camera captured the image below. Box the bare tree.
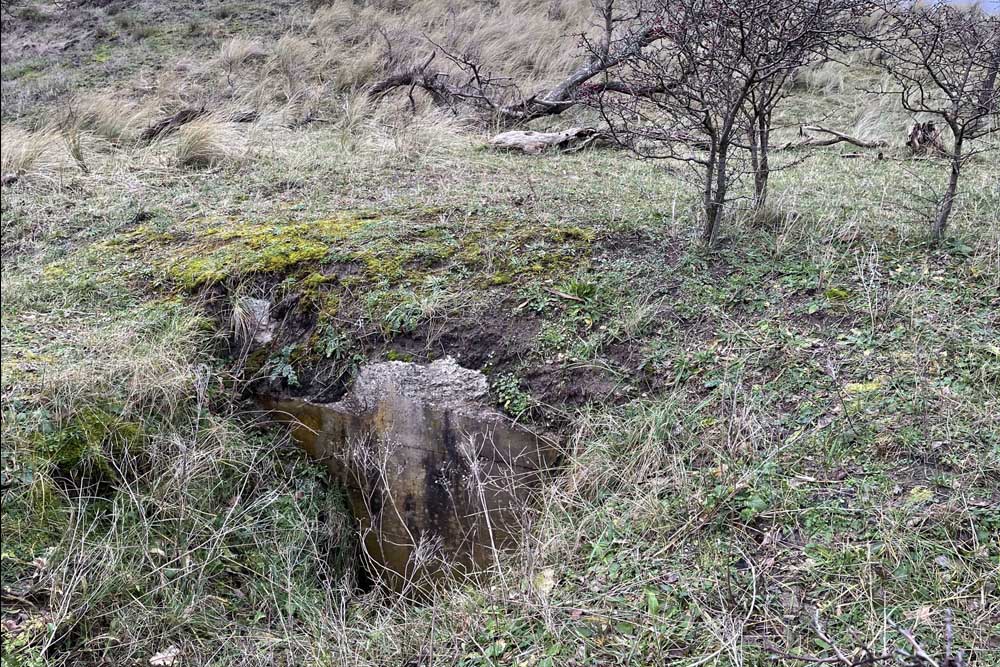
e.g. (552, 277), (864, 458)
(742, 2), (867, 211)
(871, 1), (999, 241)
(584, 0), (861, 245)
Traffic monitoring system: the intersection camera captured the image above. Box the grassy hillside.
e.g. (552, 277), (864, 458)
(2, 2), (998, 666)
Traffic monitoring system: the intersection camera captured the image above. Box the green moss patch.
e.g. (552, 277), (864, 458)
(113, 214), (375, 288)
(95, 207), (607, 396)
(30, 405), (145, 482)
(112, 211), (599, 312)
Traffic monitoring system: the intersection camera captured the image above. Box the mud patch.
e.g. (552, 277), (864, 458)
(524, 363), (629, 412)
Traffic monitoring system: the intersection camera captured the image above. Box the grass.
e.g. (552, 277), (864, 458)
(68, 93), (150, 145)
(171, 116), (247, 168)
(0, 127), (69, 180)
(1, 2), (999, 666)
(219, 37), (267, 80)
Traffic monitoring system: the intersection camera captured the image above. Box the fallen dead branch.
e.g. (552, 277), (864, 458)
(780, 125), (888, 150)
(368, 22), (669, 127)
(140, 107), (207, 143)
(140, 107), (258, 143)
(544, 288), (585, 303)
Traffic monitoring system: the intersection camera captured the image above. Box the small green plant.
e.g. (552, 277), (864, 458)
(557, 277), (597, 302)
(382, 298), (423, 334)
(1, 626), (48, 667)
(92, 43), (113, 63)
(266, 346), (299, 387)
(492, 373), (535, 417)
(318, 326), (353, 362)
(555, 276), (604, 328)
(538, 322), (569, 351)
(824, 286), (851, 302)
(518, 284), (556, 314)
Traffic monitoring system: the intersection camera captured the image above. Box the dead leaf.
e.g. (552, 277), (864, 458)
(533, 568), (556, 597)
(150, 646), (180, 666)
(934, 555), (952, 570)
(905, 605), (934, 625)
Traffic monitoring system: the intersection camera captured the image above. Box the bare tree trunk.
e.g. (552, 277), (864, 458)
(702, 142), (719, 246)
(969, 43), (1000, 137)
(932, 131), (963, 241)
(757, 111), (771, 208)
(751, 109), (771, 211)
(980, 47), (1000, 112)
(702, 142), (728, 246)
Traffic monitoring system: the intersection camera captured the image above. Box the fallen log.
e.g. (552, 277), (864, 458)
(839, 151), (885, 159)
(489, 127), (610, 154)
(140, 107), (206, 142)
(368, 24), (669, 127)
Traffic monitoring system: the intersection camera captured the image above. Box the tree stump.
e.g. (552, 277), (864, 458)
(907, 121), (947, 156)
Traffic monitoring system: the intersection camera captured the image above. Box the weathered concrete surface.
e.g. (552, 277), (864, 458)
(240, 297), (276, 345)
(264, 358), (558, 591)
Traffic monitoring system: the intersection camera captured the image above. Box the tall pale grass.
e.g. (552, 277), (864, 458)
(69, 93), (151, 144)
(309, 0), (592, 94)
(1, 127), (70, 181)
(219, 37), (267, 77)
(792, 60), (847, 94)
(268, 34), (316, 101)
(171, 116), (247, 168)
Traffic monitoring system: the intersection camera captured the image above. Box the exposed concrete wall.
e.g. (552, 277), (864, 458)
(264, 358), (559, 592)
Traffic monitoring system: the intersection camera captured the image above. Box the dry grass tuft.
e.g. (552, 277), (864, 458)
(267, 34), (316, 101)
(851, 95), (906, 147)
(331, 41), (383, 91)
(792, 60), (848, 94)
(68, 93), (151, 144)
(370, 106), (470, 162)
(309, 0), (592, 96)
(171, 116), (246, 168)
(0, 127), (69, 181)
(219, 36), (266, 78)
(309, 2), (356, 36)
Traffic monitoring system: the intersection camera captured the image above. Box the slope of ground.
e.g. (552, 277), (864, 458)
(1, 2), (998, 666)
